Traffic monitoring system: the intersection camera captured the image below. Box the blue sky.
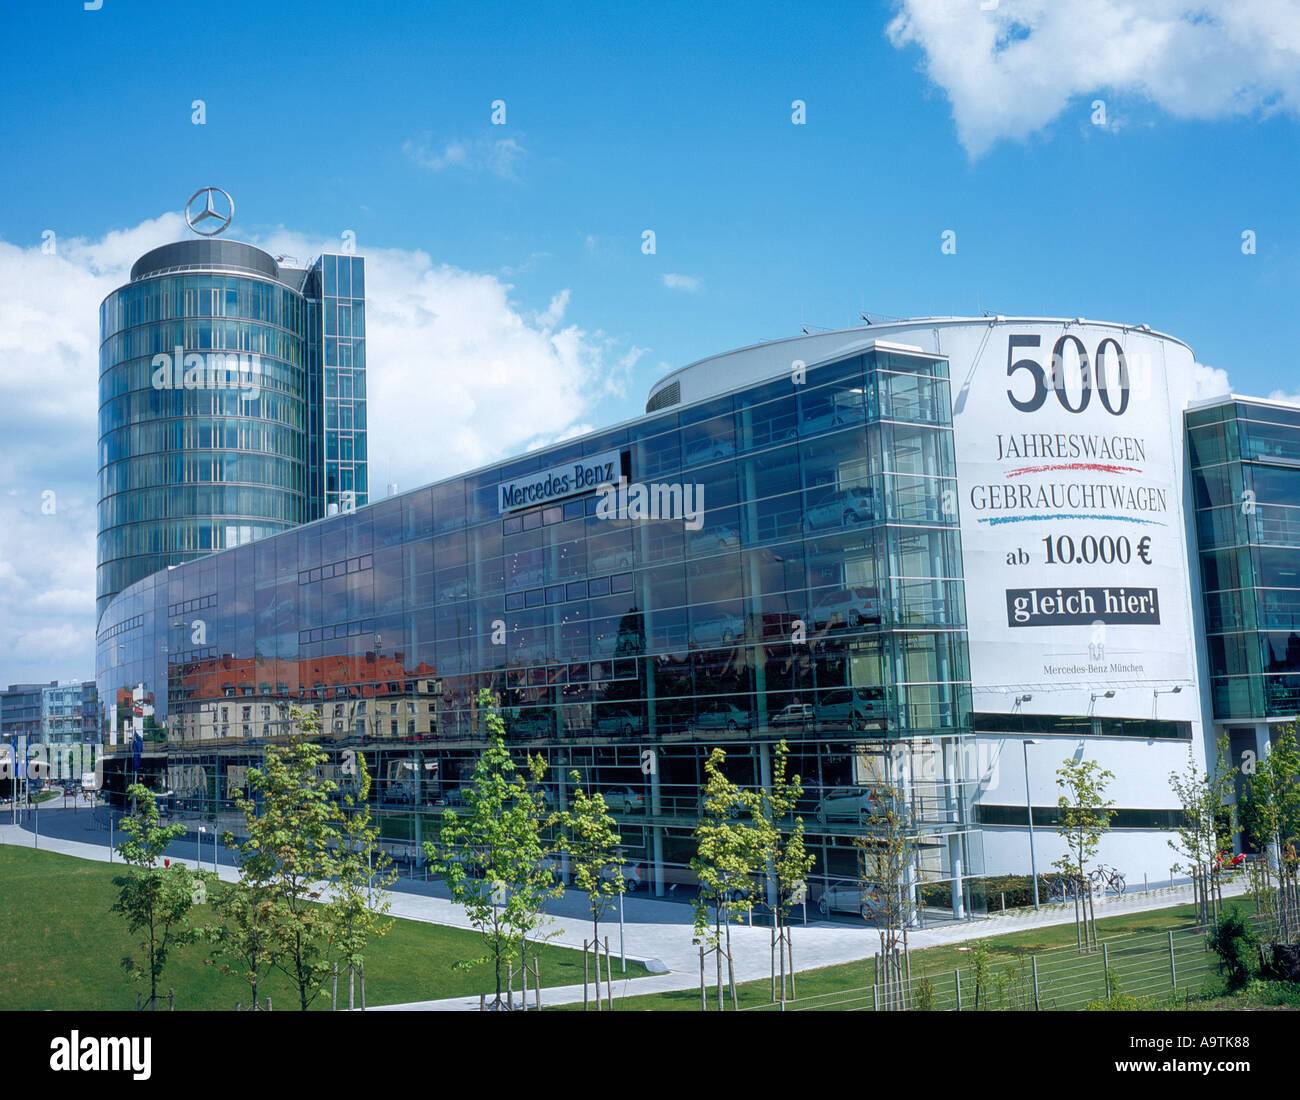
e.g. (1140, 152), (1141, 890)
(0, 0), (1297, 681)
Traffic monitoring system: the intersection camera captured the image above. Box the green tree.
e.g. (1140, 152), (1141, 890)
(856, 779), (917, 1010)
(1239, 726), (1300, 941)
(330, 749), (397, 1008)
(111, 783), (201, 1009)
(561, 771), (625, 1010)
(229, 705), (342, 1010)
(1053, 757), (1115, 951)
(1207, 906), (1257, 991)
(1169, 734), (1238, 927)
(750, 740), (815, 1003)
(691, 747), (762, 1010)
(204, 878), (277, 1010)
(509, 754), (565, 1007)
(424, 690), (559, 1009)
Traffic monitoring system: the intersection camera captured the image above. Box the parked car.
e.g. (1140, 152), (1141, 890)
(694, 701), (754, 732)
(794, 395), (867, 439)
(593, 707), (645, 736)
(814, 786), (902, 824)
(601, 785), (646, 814)
(804, 487), (877, 531)
(813, 686), (886, 730)
(589, 546), (634, 574)
(684, 437), (736, 465)
(689, 526), (741, 554)
(769, 703), (814, 728)
(812, 586), (882, 630)
(818, 879), (886, 919)
(599, 860), (646, 892)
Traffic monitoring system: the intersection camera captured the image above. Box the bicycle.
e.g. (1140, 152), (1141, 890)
(1089, 864), (1127, 897)
(1046, 874), (1080, 903)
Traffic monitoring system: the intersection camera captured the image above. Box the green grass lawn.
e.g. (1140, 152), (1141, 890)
(563, 894), (1272, 1011)
(0, 845), (647, 1011)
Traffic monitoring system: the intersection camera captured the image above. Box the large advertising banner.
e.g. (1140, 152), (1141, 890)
(945, 322), (1199, 702)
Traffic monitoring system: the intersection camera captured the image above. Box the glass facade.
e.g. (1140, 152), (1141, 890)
(96, 346), (980, 907)
(1188, 398), (1300, 718)
(97, 242), (367, 621)
(306, 253), (368, 518)
(1, 682), (51, 741)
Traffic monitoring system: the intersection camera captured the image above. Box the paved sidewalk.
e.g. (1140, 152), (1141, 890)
(1, 809), (1246, 1011)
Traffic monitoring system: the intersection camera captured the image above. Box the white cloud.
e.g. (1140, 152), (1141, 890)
(402, 132), (525, 178)
(1191, 360), (1232, 400)
(0, 218), (640, 683)
(886, 0), (1300, 155)
(662, 273), (702, 292)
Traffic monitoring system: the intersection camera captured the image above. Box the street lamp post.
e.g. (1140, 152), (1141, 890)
(1023, 739), (1040, 910)
(198, 825), (206, 872)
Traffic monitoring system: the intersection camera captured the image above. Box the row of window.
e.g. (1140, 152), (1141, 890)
(102, 275), (305, 336)
(101, 320), (305, 376)
(100, 453), (308, 499)
(100, 419), (306, 468)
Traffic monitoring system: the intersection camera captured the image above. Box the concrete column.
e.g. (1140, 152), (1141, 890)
(949, 833), (965, 920)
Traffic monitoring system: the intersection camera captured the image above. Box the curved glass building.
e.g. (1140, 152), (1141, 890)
(96, 342), (981, 912)
(97, 240), (366, 620)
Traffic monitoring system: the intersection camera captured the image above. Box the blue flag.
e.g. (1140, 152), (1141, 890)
(132, 733), (142, 770)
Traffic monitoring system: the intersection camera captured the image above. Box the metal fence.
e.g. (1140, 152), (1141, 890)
(743, 913), (1269, 1011)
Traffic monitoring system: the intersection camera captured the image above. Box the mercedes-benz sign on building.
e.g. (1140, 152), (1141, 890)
(98, 307), (1270, 920)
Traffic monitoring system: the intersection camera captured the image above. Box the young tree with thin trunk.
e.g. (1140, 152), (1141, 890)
(111, 783), (201, 1009)
(561, 770), (624, 1010)
(424, 689), (559, 1009)
(331, 749), (397, 1008)
(1053, 757), (1115, 951)
(204, 878), (276, 1010)
(1239, 725), (1300, 943)
(750, 740), (814, 1003)
(510, 754), (565, 1008)
(1169, 734), (1237, 928)
(857, 779), (916, 1011)
(229, 705), (342, 1010)
(691, 747), (762, 1010)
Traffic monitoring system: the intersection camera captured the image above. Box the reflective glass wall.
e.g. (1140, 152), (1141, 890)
(1188, 398), (1300, 718)
(98, 244), (309, 619)
(97, 347), (979, 912)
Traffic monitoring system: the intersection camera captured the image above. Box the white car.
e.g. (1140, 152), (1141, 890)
(803, 488), (877, 531)
(813, 687), (886, 730)
(602, 785), (646, 814)
(769, 703), (814, 727)
(818, 879), (886, 919)
(588, 547), (634, 574)
(814, 786), (901, 824)
(812, 586), (881, 630)
(795, 399), (866, 439)
(684, 437), (736, 465)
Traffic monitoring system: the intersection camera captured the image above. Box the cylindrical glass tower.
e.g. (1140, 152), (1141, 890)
(97, 240), (309, 621)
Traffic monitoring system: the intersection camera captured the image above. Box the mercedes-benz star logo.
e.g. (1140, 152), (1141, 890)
(185, 187), (234, 237)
